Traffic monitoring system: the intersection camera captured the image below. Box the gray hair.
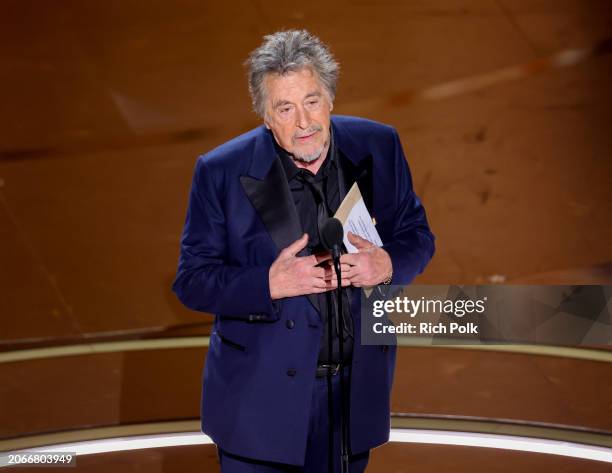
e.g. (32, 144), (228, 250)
(245, 30), (340, 118)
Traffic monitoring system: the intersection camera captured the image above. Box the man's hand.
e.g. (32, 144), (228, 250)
(340, 232), (393, 287)
(269, 234), (348, 300)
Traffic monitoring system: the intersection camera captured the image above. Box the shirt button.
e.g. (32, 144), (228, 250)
(286, 369), (297, 377)
(286, 319), (295, 329)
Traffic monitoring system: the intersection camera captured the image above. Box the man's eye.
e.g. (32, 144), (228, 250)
(279, 107), (292, 114)
(306, 100), (319, 106)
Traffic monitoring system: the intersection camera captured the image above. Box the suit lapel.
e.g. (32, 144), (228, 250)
(333, 119), (374, 216)
(240, 128), (321, 320)
(240, 159), (302, 256)
(338, 151), (373, 215)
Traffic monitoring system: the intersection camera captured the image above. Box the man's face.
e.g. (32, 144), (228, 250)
(263, 68), (332, 163)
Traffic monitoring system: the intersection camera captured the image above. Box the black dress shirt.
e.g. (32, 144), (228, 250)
(273, 130), (354, 364)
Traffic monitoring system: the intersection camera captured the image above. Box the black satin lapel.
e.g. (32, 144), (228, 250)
(357, 155), (373, 215)
(339, 153), (373, 215)
(240, 158), (321, 320)
(240, 159), (302, 254)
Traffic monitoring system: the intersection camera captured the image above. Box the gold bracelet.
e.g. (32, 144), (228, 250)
(381, 271), (393, 285)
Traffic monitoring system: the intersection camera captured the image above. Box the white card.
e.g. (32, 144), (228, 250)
(334, 182), (382, 252)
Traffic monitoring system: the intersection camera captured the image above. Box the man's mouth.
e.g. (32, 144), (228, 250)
(295, 130), (318, 142)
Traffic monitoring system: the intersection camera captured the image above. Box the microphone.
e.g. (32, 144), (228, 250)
(320, 218), (343, 261)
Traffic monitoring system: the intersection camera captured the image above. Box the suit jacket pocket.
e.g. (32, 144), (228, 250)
(215, 317), (259, 352)
(216, 331), (246, 352)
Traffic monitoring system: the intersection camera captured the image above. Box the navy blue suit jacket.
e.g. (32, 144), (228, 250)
(173, 115), (434, 465)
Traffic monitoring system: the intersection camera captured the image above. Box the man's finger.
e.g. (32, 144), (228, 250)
(309, 266), (326, 278)
(322, 262), (352, 277)
(282, 233), (309, 257)
(348, 231), (373, 250)
(340, 253), (360, 266)
(325, 272), (352, 285)
(312, 285), (336, 293)
(314, 251), (332, 265)
(312, 277), (337, 290)
(326, 277), (339, 287)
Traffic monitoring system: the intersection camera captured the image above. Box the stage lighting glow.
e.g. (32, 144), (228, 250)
(3, 433), (213, 459)
(389, 429), (612, 463)
(2, 428), (610, 467)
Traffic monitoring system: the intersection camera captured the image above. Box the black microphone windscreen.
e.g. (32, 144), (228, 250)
(320, 218), (344, 250)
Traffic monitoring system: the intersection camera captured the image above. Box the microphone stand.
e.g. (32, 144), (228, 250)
(331, 243), (349, 473)
(320, 217), (350, 473)
(326, 270), (334, 473)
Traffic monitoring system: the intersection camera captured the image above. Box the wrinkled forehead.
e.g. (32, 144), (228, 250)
(262, 67), (329, 104)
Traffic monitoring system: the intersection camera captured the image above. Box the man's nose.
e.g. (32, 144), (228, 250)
(295, 106), (311, 129)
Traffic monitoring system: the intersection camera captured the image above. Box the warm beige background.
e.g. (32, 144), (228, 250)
(1, 0), (610, 344)
(1, 2), (611, 472)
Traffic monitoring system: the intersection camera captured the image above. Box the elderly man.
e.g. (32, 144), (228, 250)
(173, 30), (434, 472)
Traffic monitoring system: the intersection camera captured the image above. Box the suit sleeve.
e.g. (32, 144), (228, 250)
(172, 157), (280, 320)
(382, 129), (435, 284)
